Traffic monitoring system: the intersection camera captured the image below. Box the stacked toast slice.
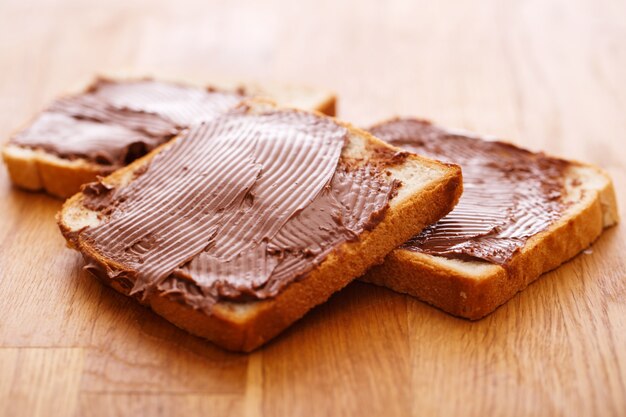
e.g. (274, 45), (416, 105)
(2, 76), (336, 198)
(57, 100), (462, 351)
(362, 118), (619, 319)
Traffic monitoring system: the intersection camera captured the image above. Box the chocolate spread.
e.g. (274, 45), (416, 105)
(10, 78), (245, 167)
(369, 118), (570, 265)
(76, 106), (399, 311)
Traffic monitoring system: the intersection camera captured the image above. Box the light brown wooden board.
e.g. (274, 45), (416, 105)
(1, 0), (625, 416)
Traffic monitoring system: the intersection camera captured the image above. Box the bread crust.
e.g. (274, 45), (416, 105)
(58, 104), (462, 351)
(362, 164), (619, 320)
(314, 96), (336, 118)
(2, 145), (106, 198)
(2, 77), (337, 199)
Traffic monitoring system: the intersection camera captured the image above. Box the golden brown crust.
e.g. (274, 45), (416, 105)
(313, 95), (336, 117)
(2, 146), (43, 191)
(362, 166), (618, 320)
(58, 104), (462, 352)
(2, 145), (105, 198)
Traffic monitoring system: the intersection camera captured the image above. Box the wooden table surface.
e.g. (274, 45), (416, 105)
(1, 0), (625, 416)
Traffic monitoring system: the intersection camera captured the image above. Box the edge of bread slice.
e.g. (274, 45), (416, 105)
(2, 75), (336, 198)
(57, 100), (463, 352)
(87, 69), (338, 118)
(362, 153), (619, 320)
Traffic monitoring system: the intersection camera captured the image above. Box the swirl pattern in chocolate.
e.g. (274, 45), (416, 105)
(87, 78), (244, 126)
(369, 118), (570, 264)
(79, 106), (399, 311)
(10, 78), (245, 167)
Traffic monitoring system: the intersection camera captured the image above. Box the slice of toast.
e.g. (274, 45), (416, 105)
(362, 118), (619, 320)
(2, 76), (336, 199)
(57, 101), (462, 352)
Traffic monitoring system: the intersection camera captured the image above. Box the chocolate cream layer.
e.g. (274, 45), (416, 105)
(10, 78), (244, 168)
(369, 119), (570, 265)
(78, 106), (399, 311)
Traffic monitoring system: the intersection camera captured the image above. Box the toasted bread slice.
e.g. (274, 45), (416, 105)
(2, 76), (336, 199)
(362, 118), (619, 320)
(58, 101), (462, 352)
(92, 69), (338, 118)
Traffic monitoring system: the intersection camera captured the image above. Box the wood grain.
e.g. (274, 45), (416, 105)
(77, 393), (243, 417)
(0, 0), (624, 416)
(0, 348), (84, 417)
